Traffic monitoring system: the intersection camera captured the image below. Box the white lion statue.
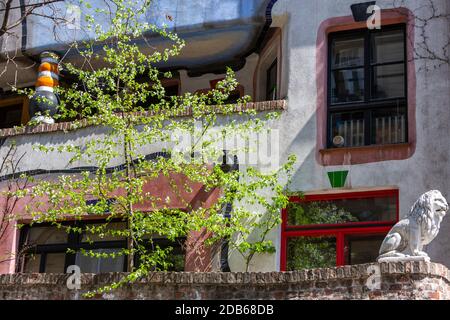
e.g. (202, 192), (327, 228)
(377, 190), (449, 262)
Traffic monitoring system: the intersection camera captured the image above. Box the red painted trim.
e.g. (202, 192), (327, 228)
(281, 207), (288, 236)
(289, 188), (398, 202)
(280, 206), (288, 271)
(280, 225), (287, 271)
(280, 226), (393, 271)
(336, 232), (345, 266)
(288, 189), (400, 227)
(280, 189), (399, 271)
(285, 220), (396, 231)
(282, 225), (393, 237)
(315, 8), (417, 166)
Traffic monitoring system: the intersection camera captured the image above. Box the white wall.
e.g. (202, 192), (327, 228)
(249, 0), (450, 270)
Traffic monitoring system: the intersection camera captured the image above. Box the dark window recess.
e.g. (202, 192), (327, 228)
(344, 234), (385, 265)
(210, 79), (243, 105)
(328, 25), (407, 148)
(19, 221), (186, 273)
(0, 103), (23, 129)
(223, 90), (242, 104)
(266, 59), (278, 101)
(140, 83), (179, 108)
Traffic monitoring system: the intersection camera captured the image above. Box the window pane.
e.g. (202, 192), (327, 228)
(76, 248), (124, 273)
(372, 107), (407, 145)
(165, 84), (179, 97)
(287, 195), (397, 226)
(28, 227), (68, 245)
(81, 222), (126, 242)
(224, 90), (242, 104)
(45, 253), (66, 273)
(23, 253), (41, 273)
(345, 235), (385, 265)
(331, 68), (364, 103)
(372, 64), (405, 99)
(287, 236), (336, 270)
(266, 59), (277, 101)
(0, 103), (23, 129)
(140, 83), (179, 108)
(371, 30), (404, 63)
(332, 37), (364, 68)
(168, 253), (185, 272)
(330, 111), (365, 147)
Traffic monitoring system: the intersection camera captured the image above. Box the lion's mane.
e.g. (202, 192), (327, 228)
(408, 190), (440, 235)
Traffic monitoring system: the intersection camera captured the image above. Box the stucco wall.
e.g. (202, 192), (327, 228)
(265, 0), (450, 270)
(0, 261), (448, 300)
(0, 101), (286, 274)
(1, 0), (450, 274)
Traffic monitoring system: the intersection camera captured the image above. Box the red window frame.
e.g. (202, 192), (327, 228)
(280, 189), (398, 271)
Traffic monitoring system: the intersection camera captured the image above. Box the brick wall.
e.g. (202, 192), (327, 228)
(0, 100), (287, 138)
(0, 261), (448, 300)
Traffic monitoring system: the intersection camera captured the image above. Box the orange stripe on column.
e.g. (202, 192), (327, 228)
(38, 62), (59, 74)
(35, 77), (59, 87)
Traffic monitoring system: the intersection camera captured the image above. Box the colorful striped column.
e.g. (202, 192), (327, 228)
(29, 51), (60, 124)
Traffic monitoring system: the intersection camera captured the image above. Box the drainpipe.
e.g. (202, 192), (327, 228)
(220, 201), (232, 272)
(18, 0), (39, 63)
(220, 151), (239, 272)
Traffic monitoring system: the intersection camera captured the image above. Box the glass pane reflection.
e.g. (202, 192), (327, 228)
(287, 236), (336, 270)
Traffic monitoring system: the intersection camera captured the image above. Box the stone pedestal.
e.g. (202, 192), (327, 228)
(378, 255), (430, 263)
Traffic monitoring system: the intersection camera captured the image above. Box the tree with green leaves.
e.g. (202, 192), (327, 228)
(0, 143), (31, 266)
(10, 0), (296, 296)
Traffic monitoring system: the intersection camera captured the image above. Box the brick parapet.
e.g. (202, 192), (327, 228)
(0, 261), (448, 300)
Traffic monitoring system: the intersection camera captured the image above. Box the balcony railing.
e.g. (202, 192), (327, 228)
(335, 114), (406, 148)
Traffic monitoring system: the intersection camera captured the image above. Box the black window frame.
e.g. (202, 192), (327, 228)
(17, 219), (186, 273)
(18, 219), (128, 273)
(266, 58), (278, 101)
(0, 95), (29, 129)
(327, 24), (408, 148)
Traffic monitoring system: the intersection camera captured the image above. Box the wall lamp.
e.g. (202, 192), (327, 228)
(350, 1), (376, 22)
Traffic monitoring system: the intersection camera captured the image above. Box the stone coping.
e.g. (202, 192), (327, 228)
(1, 261), (448, 286)
(0, 100), (287, 139)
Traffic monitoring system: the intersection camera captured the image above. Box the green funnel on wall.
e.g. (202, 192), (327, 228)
(327, 171), (349, 188)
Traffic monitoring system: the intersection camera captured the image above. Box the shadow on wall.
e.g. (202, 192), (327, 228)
(282, 109), (330, 191)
